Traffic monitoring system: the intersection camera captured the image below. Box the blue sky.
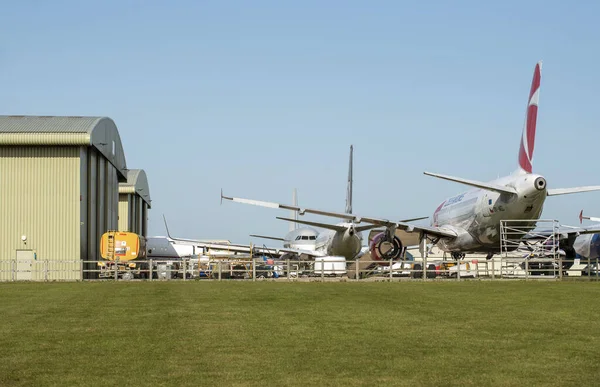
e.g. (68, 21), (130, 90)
(2, 1), (600, 243)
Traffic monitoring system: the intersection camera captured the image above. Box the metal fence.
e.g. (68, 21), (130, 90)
(1, 256), (600, 282)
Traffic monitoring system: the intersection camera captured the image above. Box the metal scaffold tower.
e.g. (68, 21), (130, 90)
(500, 219), (560, 258)
(500, 219), (562, 278)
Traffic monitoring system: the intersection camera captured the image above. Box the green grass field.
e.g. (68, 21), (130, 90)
(1, 281), (600, 386)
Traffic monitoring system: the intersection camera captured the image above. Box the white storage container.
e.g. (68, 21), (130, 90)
(314, 256), (347, 276)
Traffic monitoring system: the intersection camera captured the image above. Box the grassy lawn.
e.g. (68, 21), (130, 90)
(1, 281), (600, 386)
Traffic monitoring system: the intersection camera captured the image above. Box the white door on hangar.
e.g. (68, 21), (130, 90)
(16, 250), (34, 280)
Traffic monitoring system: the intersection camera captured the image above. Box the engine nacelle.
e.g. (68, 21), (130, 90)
(369, 232), (403, 263)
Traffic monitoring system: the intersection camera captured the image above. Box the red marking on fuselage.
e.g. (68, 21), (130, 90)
(432, 201), (446, 226)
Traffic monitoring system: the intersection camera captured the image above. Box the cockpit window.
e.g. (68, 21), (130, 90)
(295, 235), (317, 241)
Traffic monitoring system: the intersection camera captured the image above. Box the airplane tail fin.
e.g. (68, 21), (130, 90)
(345, 145), (353, 214)
(517, 61), (542, 174)
(291, 188), (298, 232)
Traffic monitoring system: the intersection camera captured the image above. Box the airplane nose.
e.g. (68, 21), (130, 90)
(534, 177), (547, 191)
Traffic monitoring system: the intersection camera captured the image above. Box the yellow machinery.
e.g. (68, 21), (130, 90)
(98, 231), (147, 279)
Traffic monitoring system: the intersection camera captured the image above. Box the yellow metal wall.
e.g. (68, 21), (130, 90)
(0, 147), (81, 280)
(118, 193), (147, 236)
(118, 193), (131, 232)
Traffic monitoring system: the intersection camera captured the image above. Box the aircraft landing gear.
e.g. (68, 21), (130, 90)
(451, 252), (465, 260)
(486, 252), (494, 260)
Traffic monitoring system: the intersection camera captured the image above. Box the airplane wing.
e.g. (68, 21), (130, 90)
(221, 191), (456, 240)
(249, 234), (285, 242)
(275, 216), (384, 233)
(276, 217), (348, 232)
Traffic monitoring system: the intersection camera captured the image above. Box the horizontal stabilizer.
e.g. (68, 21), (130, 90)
(547, 186), (600, 196)
(424, 172), (518, 196)
(276, 217), (347, 232)
(399, 216), (429, 223)
(249, 234), (285, 242)
(355, 224), (386, 233)
(580, 210), (600, 224)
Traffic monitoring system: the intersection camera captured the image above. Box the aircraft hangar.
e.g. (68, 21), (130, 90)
(118, 169), (151, 236)
(0, 115), (149, 280)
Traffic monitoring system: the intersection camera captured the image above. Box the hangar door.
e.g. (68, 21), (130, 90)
(16, 250), (34, 280)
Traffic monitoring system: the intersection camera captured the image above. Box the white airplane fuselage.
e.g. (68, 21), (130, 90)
(147, 229), (319, 260)
(433, 172), (547, 253)
(282, 227), (318, 251)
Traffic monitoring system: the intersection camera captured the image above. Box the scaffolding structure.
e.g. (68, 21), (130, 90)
(499, 219), (562, 278)
(500, 219), (560, 258)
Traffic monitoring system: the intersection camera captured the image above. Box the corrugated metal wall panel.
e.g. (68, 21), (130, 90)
(128, 195), (133, 232)
(109, 167), (119, 229)
(80, 148), (88, 267)
(86, 149), (98, 278)
(142, 203), (148, 237)
(130, 195), (138, 233)
(119, 194), (129, 231)
(117, 192), (149, 237)
(97, 158), (106, 248)
(0, 147), (80, 280)
(137, 198), (143, 235)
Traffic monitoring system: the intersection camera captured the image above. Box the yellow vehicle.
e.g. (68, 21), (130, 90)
(99, 231), (147, 279)
(100, 231), (147, 261)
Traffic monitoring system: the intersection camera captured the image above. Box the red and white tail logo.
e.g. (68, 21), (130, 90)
(518, 61), (542, 173)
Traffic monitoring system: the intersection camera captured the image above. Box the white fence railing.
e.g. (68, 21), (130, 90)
(1, 257), (600, 282)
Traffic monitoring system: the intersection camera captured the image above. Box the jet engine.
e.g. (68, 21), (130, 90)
(369, 231), (403, 263)
(573, 233), (600, 259)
